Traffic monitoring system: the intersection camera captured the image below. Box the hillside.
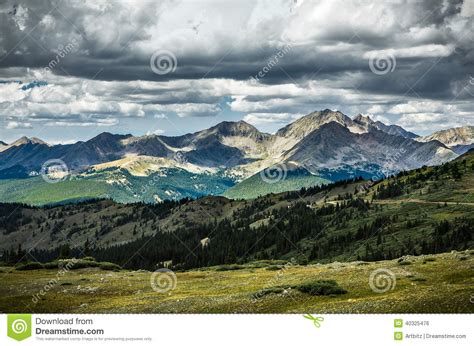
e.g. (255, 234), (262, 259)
(1, 151), (473, 270)
(223, 166), (331, 199)
(0, 168), (235, 205)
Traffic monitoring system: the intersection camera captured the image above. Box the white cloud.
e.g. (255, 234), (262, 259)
(363, 44), (455, 59)
(6, 121), (33, 129)
(243, 112), (302, 126)
(146, 129), (165, 135)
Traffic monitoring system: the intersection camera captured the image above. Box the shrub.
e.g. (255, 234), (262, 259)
(43, 261), (60, 269)
(295, 280), (347, 296)
(99, 262), (122, 271)
(265, 265), (284, 271)
(410, 277), (427, 282)
(398, 261), (412, 266)
(82, 256), (96, 262)
(15, 262), (44, 270)
(68, 260), (100, 269)
(215, 264), (244, 271)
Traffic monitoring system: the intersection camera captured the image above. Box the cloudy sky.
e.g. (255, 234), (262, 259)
(0, 0), (473, 143)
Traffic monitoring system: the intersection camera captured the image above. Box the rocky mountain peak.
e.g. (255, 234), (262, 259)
(10, 136), (48, 147)
(418, 126), (474, 146)
(276, 109), (354, 139)
(353, 114), (374, 126)
(205, 120), (268, 140)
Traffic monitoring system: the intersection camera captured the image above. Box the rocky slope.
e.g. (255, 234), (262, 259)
(0, 110), (462, 203)
(417, 126), (474, 155)
(353, 114), (418, 139)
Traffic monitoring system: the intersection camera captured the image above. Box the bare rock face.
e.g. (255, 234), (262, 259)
(418, 126), (474, 146)
(417, 126), (474, 155)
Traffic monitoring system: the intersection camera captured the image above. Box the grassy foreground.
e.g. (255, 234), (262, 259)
(0, 251), (472, 313)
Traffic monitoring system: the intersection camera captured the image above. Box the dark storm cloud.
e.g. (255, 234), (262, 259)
(0, 0), (473, 132)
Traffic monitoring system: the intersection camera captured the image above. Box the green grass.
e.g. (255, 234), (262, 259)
(0, 251), (472, 313)
(0, 176), (109, 205)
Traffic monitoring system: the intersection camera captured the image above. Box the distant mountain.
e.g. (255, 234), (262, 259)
(0, 133), (132, 172)
(282, 122), (454, 174)
(9, 136), (49, 147)
(417, 126), (474, 155)
(353, 114), (418, 139)
(276, 109), (364, 140)
(0, 109), (464, 204)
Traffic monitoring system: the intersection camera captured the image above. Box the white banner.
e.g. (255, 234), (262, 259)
(1, 314), (472, 346)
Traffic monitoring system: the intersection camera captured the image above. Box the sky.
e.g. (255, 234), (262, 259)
(0, 0), (473, 144)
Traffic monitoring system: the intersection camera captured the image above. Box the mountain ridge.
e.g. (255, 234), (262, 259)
(0, 109), (467, 204)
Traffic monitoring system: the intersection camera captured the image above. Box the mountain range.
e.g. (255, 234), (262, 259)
(0, 109), (471, 204)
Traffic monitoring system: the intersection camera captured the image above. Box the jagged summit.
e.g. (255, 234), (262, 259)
(276, 109), (358, 139)
(10, 136), (48, 147)
(352, 114), (418, 139)
(353, 114), (374, 126)
(418, 126), (474, 146)
(208, 120), (266, 138)
(0, 108), (466, 204)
